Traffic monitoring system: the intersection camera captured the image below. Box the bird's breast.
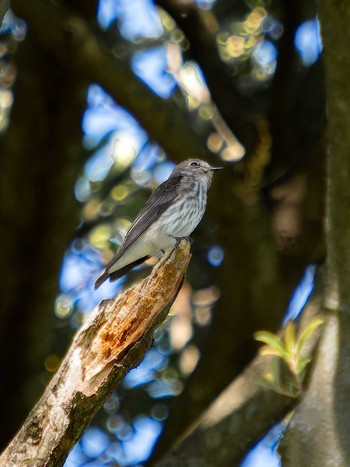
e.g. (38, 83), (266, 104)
(159, 179), (207, 237)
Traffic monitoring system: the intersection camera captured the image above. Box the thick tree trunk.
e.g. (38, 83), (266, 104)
(279, 2), (350, 465)
(0, 25), (87, 447)
(0, 0), (102, 449)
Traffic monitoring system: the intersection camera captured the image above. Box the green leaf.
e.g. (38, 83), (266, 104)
(254, 330), (288, 359)
(296, 317), (325, 354)
(284, 321), (296, 355)
(260, 347), (285, 357)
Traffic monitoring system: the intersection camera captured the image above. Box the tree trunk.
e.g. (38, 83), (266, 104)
(279, 2), (350, 465)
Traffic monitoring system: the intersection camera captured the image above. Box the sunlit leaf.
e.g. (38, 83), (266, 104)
(296, 317), (325, 354)
(284, 321), (296, 355)
(260, 347), (284, 357)
(254, 330), (288, 359)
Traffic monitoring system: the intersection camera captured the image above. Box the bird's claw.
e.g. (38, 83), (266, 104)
(184, 236), (194, 245)
(169, 235), (193, 248)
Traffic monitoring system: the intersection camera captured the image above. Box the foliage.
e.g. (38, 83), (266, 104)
(254, 317), (325, 397)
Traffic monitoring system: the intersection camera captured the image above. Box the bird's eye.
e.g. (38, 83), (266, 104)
(190, 161), (199, 167)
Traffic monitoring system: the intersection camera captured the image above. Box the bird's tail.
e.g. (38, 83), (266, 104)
(94, 255), (150, 290)
(94, 270), (110, 290)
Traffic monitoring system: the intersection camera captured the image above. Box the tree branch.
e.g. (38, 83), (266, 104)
(155, 355), (294, 467)
(155, 277), (324, 466)
(0, 241), (191, 466)
(155, 0), (259, 152)
(11, 0), (207, 159)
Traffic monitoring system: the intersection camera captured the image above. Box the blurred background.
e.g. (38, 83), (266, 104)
(0, 0), (325, 465)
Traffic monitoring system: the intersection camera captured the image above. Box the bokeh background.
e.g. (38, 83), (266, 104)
(0, 0), (325, 465)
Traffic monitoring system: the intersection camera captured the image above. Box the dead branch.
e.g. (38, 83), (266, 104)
(0, 241), (191, 467)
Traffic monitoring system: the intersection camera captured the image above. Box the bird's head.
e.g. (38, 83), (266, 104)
(172, 159), (223, 186)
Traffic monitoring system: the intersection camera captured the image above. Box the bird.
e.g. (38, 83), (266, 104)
(94, 159), (222, 289)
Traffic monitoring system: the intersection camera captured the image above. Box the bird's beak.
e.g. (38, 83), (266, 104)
(209, 166), (224, 171)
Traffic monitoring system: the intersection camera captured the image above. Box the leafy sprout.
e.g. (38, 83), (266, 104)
(254, 317), (324, 397)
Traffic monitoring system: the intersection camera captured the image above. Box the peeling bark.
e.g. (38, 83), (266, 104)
(0, 242), (191, 467)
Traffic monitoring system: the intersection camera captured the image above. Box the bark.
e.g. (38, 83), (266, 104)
(156, 357), (294, 467)
(11, 0), (207, 159)
(0, 241), (191, 467)
(319, 1), (350, 311)
(280, 312), (350, 466)
(280, 1), (350, 465)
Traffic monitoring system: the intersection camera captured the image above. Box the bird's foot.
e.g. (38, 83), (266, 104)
(169, 235), (193, 248)
(184, 236), (194, 245)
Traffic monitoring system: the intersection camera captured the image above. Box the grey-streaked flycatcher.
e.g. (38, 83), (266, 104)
(94, 159), (222, 289)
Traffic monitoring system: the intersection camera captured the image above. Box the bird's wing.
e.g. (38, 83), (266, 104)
(103, 175), (182, 271)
